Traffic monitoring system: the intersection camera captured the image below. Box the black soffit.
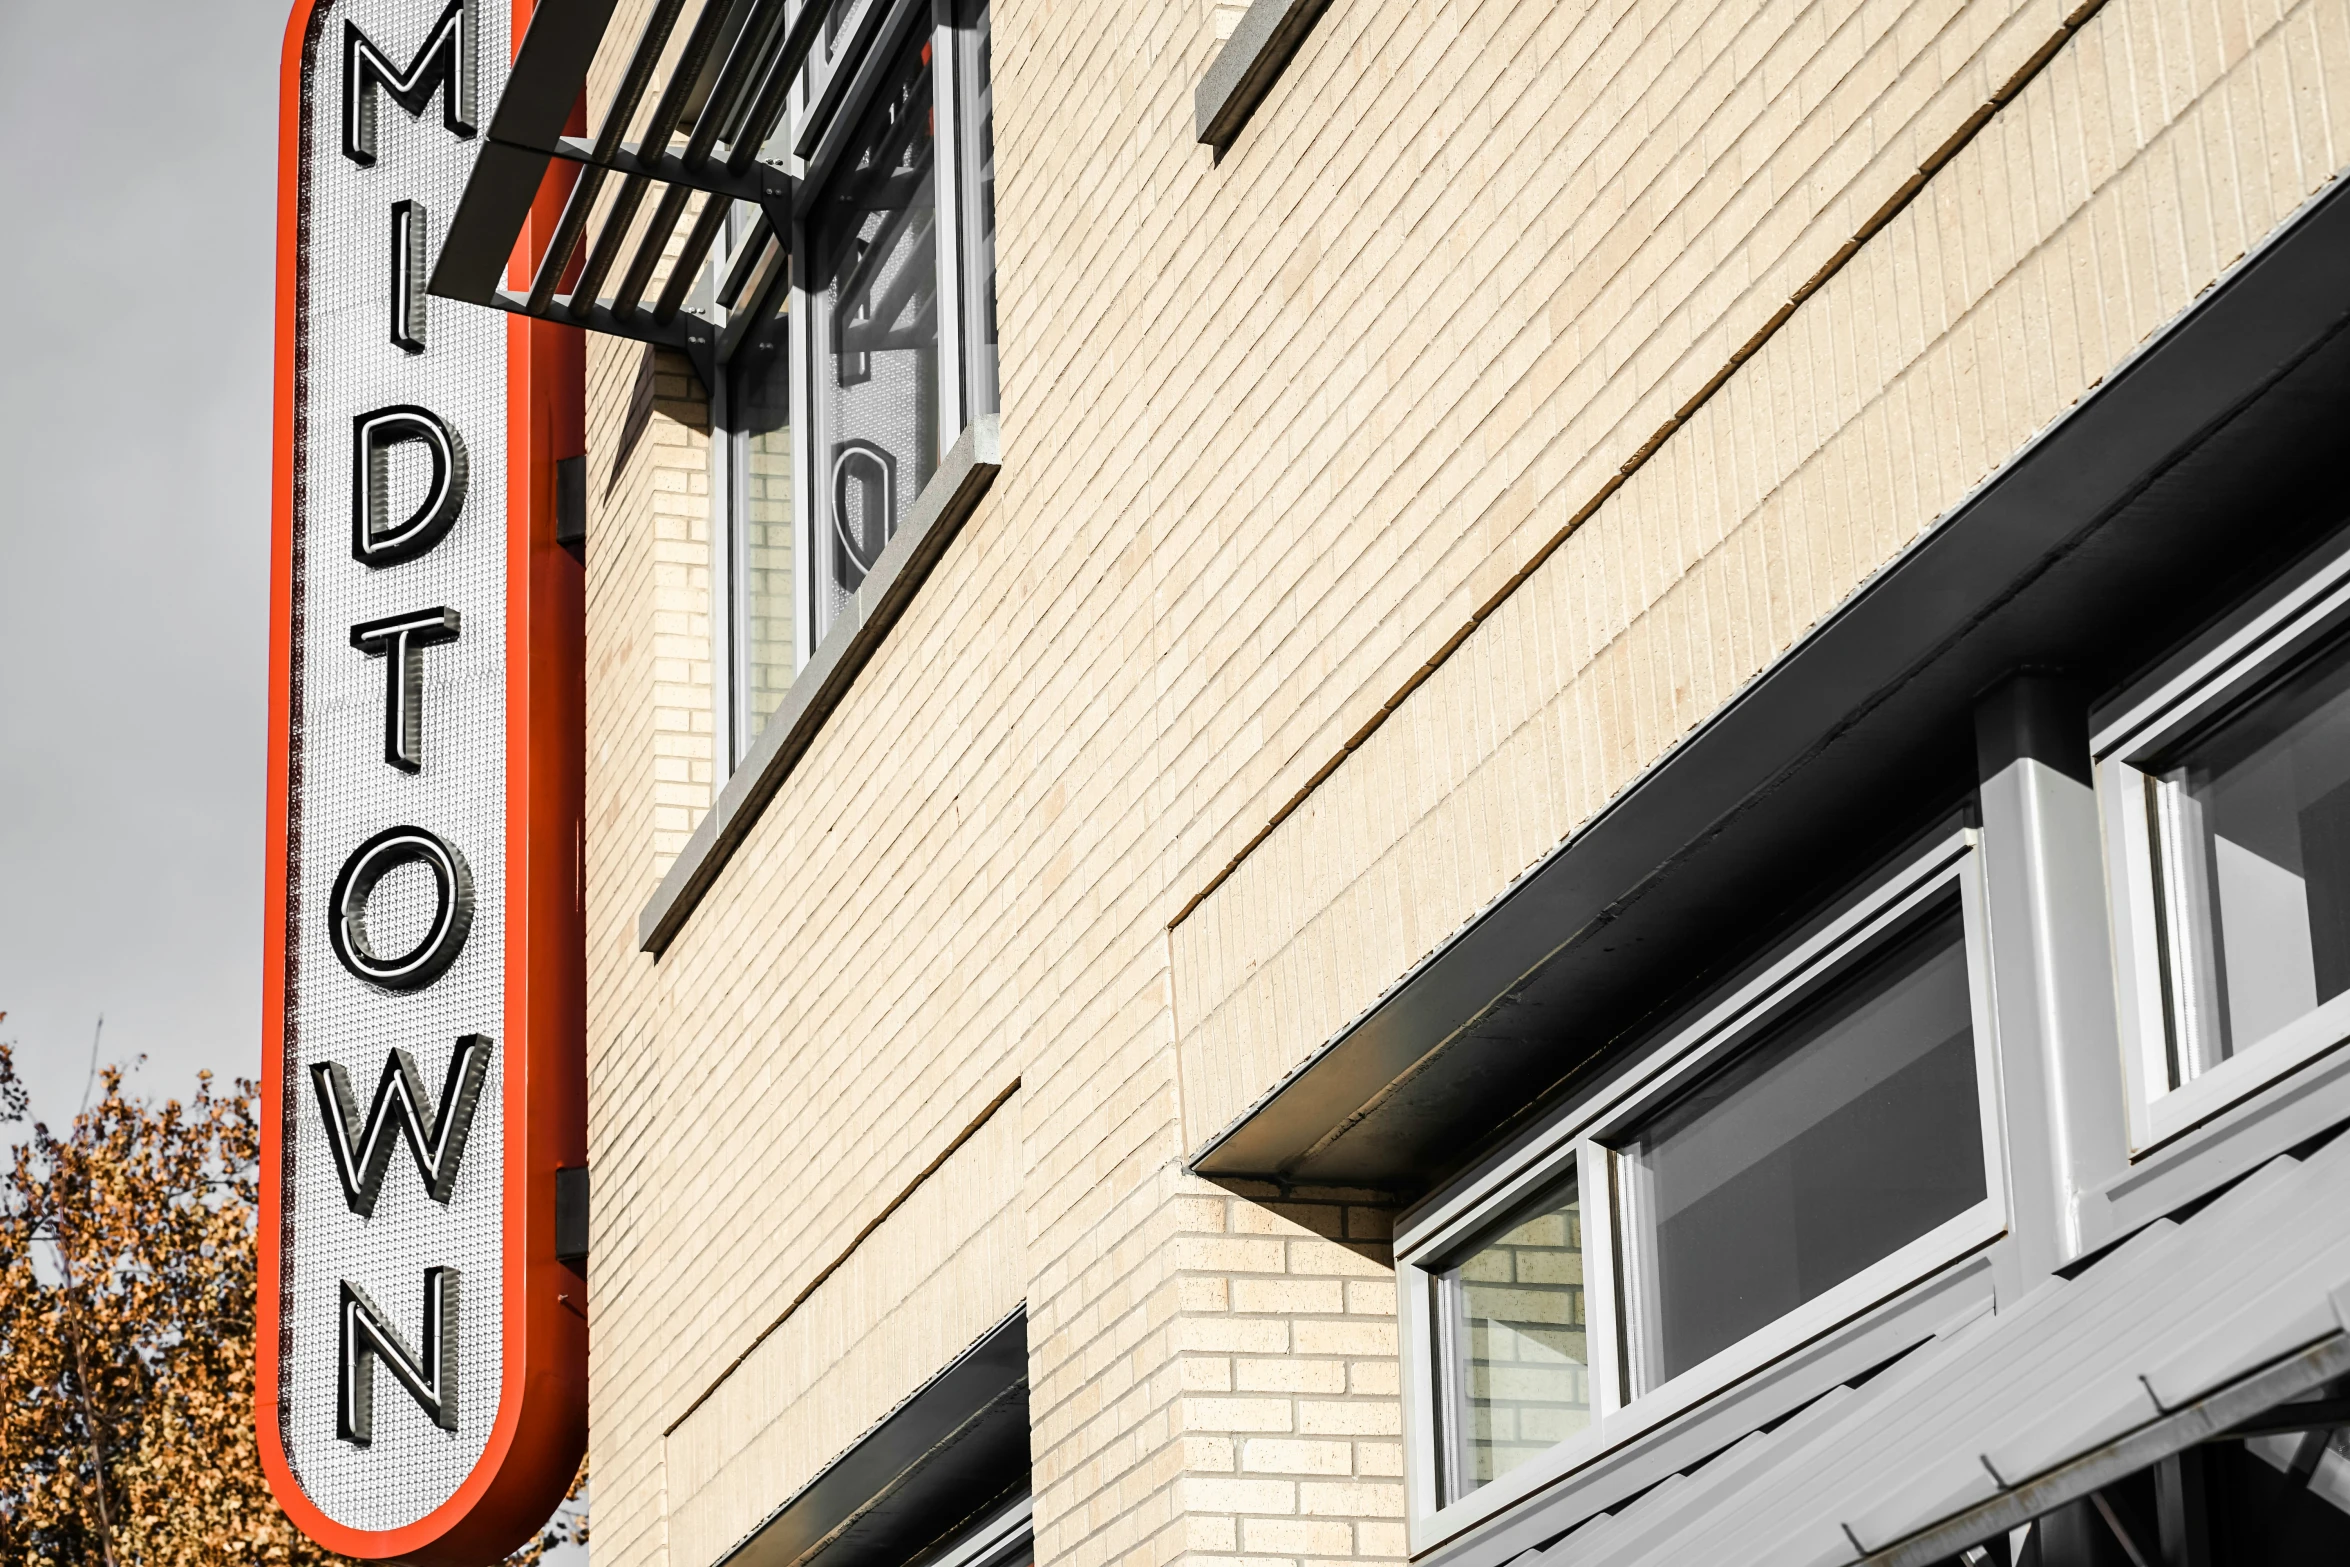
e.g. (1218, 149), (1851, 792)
(716, 1309), (1029, 1567)
(1191, 178), (2350, 1196)
(429, 0), (820, 381)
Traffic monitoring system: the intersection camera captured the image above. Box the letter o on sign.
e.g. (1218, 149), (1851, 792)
(329, 824), (475, 991)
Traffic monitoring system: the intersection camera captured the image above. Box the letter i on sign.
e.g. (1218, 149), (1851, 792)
(258, 0), (585, 1559)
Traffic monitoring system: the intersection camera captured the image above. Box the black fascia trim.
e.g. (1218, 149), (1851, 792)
(638, 415), (1002, 955)
(1195, 0), (1335, 152)
(713, 1309), (1030, 1567)
(1190, 174), (2350, 1196)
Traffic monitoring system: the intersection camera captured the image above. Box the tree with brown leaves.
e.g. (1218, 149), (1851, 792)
(0, 1020), (584, 1565)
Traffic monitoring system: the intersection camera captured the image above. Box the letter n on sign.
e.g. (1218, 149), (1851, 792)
(259, 0), (585, 1558)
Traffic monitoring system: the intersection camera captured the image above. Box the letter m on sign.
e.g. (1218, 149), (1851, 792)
(343, 0), (477, 166)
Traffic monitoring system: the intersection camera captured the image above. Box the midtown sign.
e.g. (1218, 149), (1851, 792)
(259, 0), (585, 1559)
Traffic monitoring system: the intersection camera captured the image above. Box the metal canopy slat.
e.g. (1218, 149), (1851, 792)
(724, 21), (807, 176)
(657, 195), (733, 322)
(716, 241), (789, 362)
(427, 0), (823, 380)
(565, 173), (650, 317)
(635, 0), (739, 162)
(609, 182), (696, 319)
(715, 213), (774, 308)
(596, 0), (691, 157)
(682, 0), (793, 167)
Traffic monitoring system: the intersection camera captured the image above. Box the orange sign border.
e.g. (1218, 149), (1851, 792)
(256, 0), (587, 1558)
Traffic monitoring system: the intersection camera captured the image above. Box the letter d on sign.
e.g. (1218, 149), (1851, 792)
(259, 0), (584, 1559)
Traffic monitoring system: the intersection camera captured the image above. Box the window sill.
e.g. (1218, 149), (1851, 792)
(1194, 0), (1333, 152)
(636, 414), (1002, 956)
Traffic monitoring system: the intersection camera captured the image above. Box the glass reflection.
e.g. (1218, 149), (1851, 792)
(1622, 905), (1985, 1387)
(958, 0), (997, 416)
(810, 24), (939, 643)
(1447, 1178), (1588, 1494)
(729, 303), (794, 750)
(2154, 639), (2350, 1083)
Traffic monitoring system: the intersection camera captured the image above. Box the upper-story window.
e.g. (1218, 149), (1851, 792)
(808, 23), (940, 628)
(2098, 537), (2350, 1149)
(712, 0), (997, 769)
(798, 0), (996, 646)
(1403, 828), (2006, 1514)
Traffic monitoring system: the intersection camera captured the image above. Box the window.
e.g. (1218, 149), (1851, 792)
(807, 22), (941, 636)
(1400, 831), (2006, 1518)
(2098, 542), (2350, 1148)
(795, 0), (998, 649)
(1613, 903), (1984, 1391)
(1442, 1176), (1589, 1493)
(711, 0), (998, 770)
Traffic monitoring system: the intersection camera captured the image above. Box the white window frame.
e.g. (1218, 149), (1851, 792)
(707, 205), (786, 775)
(1395, 829), (2009, 1541)
(919, 1492), (1033, 1567)
(2094, 537), (2350, 1153)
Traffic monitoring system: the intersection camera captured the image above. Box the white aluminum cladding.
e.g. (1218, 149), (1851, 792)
(285, 0), (512, 1530)
(1503, 1132), (2350, 1567)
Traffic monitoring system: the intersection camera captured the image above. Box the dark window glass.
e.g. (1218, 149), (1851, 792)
(728, 304), (794, 748)
(809, 24), (939, 642)
(1445, 1177), (1588, 1494)
(1621, 904), (1985, 1387)
(2153, 638), (2350, 1082)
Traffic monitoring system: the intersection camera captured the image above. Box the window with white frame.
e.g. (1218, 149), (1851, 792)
(710, 0), (997, 770)
(2097, 541), (2350, 1150)
(919, 1492), (1032, 1567)
(1400, 829), (2007, 1517)
(797, 0), (997, 648)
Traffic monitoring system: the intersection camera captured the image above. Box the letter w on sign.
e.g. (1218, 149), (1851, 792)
(311, 1035), (491, 1217)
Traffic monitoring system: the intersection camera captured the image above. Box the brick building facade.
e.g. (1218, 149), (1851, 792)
(433, 0), (2350, 1561)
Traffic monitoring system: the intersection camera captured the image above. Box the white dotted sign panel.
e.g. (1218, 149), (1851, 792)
(280, 0), (512, 1534)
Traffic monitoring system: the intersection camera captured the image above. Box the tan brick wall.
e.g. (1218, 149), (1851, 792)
(665, 1093), (1025, 1567)
(1172, 0), (2350, 1149)
(577, 9), (2350, 1567)
(1171, 1187), (1406, 1567)
(582, 321), (717, 1567)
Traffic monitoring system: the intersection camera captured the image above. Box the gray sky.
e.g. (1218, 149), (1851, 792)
(0, 11), (594, 1552)
(0, 0), (287, 1131)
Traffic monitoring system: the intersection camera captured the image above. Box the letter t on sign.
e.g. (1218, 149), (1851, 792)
(351, 607), (460, 772)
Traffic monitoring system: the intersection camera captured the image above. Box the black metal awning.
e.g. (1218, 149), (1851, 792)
(428, 0), (822, 381)
(1191, 177), (2350, 1196)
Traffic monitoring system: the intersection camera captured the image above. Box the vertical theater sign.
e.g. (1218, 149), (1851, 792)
(260, 0), (586, 1557)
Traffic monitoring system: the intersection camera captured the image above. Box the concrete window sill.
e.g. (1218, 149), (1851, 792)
(1195, 0), (1333, 151)
(636, 415), (1002, 956)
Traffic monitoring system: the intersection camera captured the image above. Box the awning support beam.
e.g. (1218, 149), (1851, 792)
(430, 0), (819, 395)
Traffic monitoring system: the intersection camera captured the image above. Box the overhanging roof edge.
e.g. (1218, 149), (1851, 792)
(1188, 173), (2350, 1192)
